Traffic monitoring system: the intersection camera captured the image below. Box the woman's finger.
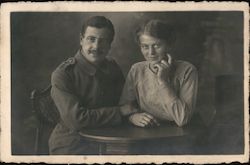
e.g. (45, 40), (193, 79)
(151, 63), (160, 74)
(138, 120), (147, 127)
(142, 116), (151, 123)
(151, 118), (160, 126)
(143, 113), (160, 126)
(160, 59), (168, 66)
(154, 63), (161, 69)
(160, 58), (170, 68)
(155, 64), (166, 74)
(142, 117), (155, 126)
(167, 54), (172, 65)
(143, 113), (154, 119)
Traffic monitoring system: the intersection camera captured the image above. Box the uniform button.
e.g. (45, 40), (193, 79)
(68, 59), (73, 63)
(67, 58), (75, 64)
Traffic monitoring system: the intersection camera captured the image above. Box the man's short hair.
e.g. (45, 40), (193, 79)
(81, 16), (115, 43)
(135, 19), (176, 46)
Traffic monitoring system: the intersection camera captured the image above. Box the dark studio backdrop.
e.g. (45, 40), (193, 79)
(11, 12), (244, 154)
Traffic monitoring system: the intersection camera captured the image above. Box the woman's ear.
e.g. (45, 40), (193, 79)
(166, 45), (174, 54)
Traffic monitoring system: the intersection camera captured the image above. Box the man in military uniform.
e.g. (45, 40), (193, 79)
(49, 16), (136, 154)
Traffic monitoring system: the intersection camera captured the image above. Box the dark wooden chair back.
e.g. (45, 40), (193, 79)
(30, 85), (60, 154)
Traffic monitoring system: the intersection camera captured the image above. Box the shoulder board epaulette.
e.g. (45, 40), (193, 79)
(58, 57), (76, 70)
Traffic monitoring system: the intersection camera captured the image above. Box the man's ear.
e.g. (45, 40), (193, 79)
(80, 34), (84, 43)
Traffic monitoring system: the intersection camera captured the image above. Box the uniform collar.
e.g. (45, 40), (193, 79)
(75, 50), (109, 75)
(75, 50), (97, 75)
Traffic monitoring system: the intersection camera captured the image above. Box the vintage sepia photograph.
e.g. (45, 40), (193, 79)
(1, 2), (249, 164)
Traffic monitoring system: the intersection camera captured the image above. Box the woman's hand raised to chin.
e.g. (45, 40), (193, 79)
(153, 54), (172, 85)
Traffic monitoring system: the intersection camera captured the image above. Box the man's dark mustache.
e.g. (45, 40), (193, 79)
(88, 50), (103, 54)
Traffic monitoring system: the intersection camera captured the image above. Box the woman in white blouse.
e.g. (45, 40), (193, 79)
(120, 19), (198, 127)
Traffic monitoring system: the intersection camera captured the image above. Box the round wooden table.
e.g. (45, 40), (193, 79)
(79, 122), (203, 155)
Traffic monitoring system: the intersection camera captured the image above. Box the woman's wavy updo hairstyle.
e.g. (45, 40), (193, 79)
(135, 19), (176, 47)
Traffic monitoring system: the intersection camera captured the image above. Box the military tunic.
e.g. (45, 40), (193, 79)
(49, 50), (125, 154)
